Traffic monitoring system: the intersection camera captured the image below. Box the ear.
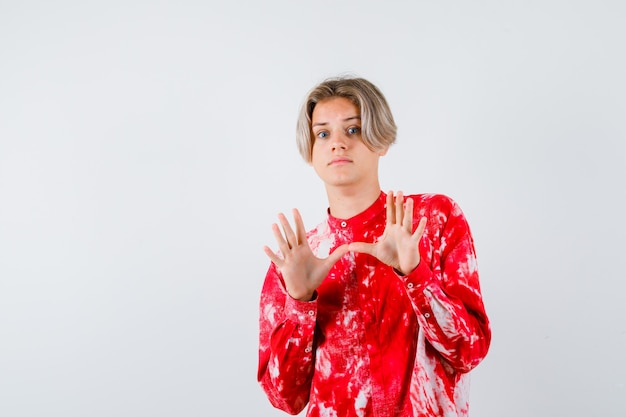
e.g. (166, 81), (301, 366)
(377, 146), (389, 156)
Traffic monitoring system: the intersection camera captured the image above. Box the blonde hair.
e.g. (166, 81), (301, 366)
(296, 76), (397, 162)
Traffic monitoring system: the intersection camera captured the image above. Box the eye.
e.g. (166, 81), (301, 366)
(347, 126), (361, 135)
(316, 131), (329, 139)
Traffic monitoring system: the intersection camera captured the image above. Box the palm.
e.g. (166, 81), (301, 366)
(264, 209), (349, 301)
(368, 223), (421, 274)
(350, 191), (427, 275)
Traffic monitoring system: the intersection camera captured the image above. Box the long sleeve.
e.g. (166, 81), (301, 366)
(257, 192), (490, 417)
(257, 263), (317, 415)
(401, 194), (491, 373)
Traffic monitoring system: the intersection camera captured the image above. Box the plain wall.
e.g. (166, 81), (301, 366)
(1, 1), (625, 416)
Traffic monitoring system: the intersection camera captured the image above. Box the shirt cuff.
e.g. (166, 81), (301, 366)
(399, 259), (439, 323)
(284, 293), (318, 324)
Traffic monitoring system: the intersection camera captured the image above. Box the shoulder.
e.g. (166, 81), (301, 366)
(408, 193), (461, 215)
(408, 193), (469, 231)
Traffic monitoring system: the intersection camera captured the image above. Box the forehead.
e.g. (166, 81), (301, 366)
(311, 97), (359, 124)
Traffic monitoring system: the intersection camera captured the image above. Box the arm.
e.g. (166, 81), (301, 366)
(258, 209), (349, 413)
(349, 192), (490, 373)
(257, 263), (317, 414)
(401, 195), (490, 372)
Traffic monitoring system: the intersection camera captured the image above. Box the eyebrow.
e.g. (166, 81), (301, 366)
(312, 116), (361, 128)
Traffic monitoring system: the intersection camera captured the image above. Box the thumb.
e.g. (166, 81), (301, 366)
(348, 242), (375, 256)
(324, 244), (350, 268)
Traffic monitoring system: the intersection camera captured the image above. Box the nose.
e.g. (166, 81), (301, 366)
(331, 132), (348, 151)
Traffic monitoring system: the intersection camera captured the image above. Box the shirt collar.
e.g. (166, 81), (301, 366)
(326, 191), (387, 232)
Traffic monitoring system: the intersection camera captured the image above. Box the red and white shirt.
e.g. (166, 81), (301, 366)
(258, 192), (491, 417)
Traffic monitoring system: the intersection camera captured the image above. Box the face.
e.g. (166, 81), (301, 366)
(310, 97), (388, 191)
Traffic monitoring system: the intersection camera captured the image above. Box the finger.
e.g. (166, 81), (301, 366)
(292, 208), (307, 247)
(348, 241), (376, 256)
(403, 197), (414, 231)
(395, 191), (404, 225)
(324, 243), (350, 268)
(277, 212), (298, 248)
(271, 222), (291, 255)
(412, 216), (428, 240)
(386, 190), (395, 225)
(263, 245), (283, 265)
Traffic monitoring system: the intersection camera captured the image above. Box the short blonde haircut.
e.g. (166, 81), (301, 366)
(296, 76), (397, 162)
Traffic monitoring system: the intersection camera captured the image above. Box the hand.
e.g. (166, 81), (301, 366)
(263, 208), (349, 301)
(349, 191), (427, 275)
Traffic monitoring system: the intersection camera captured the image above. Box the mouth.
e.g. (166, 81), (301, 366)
(328, 157), (352, 166)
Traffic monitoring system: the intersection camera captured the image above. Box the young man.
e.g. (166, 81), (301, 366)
(258, 77), (491, 417)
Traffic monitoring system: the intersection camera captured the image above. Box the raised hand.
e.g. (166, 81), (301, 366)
(349, 191), (427, 275)
(263, 208), (350, 301)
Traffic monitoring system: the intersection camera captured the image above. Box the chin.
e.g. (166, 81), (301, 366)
(325, 179), (356, 188)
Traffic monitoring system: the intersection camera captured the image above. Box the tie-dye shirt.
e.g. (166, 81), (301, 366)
(258, 192), (491, 417)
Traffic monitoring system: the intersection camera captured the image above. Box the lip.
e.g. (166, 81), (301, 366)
(328, 157), (352, 166)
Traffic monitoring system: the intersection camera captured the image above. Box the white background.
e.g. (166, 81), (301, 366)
(1, 1), (625, 416)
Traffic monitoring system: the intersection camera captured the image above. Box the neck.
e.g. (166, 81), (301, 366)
(325, 184), (382, 219)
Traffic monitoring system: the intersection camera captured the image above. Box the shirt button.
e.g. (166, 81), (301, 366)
(308, 310), (314, 316)
(305, 347), (312, 353)
(407, 283), (414, 289)
(424, 313), (431, 318)
(341, 221), (347, 227)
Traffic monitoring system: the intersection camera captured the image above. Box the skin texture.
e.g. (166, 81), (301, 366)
(263, 97), (427, 300)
